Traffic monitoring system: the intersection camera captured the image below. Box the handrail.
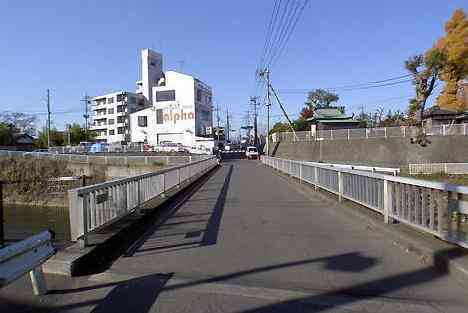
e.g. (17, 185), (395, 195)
(0, 230), (55, 295)
(262, 156), (468, 249)
(68, 156), (218, 247)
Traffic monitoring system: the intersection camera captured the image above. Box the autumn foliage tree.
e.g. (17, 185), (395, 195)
(435, 9), (468, 111)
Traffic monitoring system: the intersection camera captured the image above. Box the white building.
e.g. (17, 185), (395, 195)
(91, 48), (213, 147)
(131, 71), (213, 147)
(90, 91), (147, 143)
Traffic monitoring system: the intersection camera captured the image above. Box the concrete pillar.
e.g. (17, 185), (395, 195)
(337, 171), (343, 202)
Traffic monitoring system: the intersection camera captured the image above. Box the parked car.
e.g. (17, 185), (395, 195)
(153, 142), (188, 153)
(245, 146), (259, 160)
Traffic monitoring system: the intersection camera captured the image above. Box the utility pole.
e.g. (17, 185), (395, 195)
(259, 69), (271, 155)
(250, 96), (259, 146)
(47, 89), (51, 148)
(215, 103), (220, 143)
(81, 94), (90, 143)
(226, 108), (230, 142)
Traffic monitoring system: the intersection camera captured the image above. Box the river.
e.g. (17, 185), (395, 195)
(3, 203), (71, 247)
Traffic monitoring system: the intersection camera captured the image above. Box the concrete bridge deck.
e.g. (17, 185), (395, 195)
(2, 160), (468, 312)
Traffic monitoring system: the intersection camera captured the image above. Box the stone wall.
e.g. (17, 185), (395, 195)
(271, 136), (468, 168)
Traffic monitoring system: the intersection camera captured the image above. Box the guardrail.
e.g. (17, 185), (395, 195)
(0, 150), (210, 166)
(409, 163), (468, 175)
(0, 230), (55, 295)
(272, 123), (468, 143)
(68, 156), (218, 247)
(262, 156), (468, 249)
(304, 161), (400, 176)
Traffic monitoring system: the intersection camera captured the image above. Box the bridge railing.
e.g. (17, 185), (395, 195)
(68, 156), (218, 247)
(271, 123), (468, 143)
(262, 156), (468, 249)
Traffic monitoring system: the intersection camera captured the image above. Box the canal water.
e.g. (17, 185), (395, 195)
(3, 204), (71, 246)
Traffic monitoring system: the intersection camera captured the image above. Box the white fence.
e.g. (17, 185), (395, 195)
(262, 156), (468, 249)
(305, 161), (400, 176)
(0, 230), (55, 295)
(68, 156), (218, 247)
(272, 123), (468, 143)
(409, 163), (468, 175)
(0, 150), (210, 166)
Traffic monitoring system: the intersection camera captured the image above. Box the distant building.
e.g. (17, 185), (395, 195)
(422, 106), (468, 128)
(91, 49), (213, 147)
(131, 71), (213, 146)
(307, 107), (360, 132)
(90, 91), (147, 143)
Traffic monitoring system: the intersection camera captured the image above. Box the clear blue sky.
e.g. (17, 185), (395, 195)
(0, 0), (465, 132)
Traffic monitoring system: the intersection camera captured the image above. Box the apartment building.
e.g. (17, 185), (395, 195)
(91, 91), (146, 143)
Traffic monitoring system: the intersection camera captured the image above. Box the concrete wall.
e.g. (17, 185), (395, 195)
(272, 136), (468, 168)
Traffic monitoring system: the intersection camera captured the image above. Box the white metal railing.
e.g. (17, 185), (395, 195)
(0, 230), (55, 295)
(262, 156), (468, 249)
(68, 156), (218, 247)
(304, 161), (400, 176)
(272, 123), (468, 143)
(409, 163), (468, 175)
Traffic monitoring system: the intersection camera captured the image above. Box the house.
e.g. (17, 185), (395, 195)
(306, 107), (360, 131)
(422, 106), (468, 128)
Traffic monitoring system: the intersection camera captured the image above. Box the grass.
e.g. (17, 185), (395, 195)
(0, 156), (74, 203)
(403, 172), (468, 186)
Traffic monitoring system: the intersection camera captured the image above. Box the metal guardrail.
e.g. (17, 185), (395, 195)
(409, 163), (468, 175)
(68, 156), (218, 247)
(262, 156), (468, 249)
(0, 150), (210, 166)
(0, 230), (55, 295)
(304, 161), (400, 176)
(272, 123), (468, 143)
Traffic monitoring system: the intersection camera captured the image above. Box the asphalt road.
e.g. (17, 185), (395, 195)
(2, 159), (468, 312)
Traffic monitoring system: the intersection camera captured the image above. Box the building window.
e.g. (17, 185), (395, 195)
(107, 97), (114, 104)
(117, 105), (125, 113)
(108, 119), (114, 125)
(156, 90), (175, 102)
(196, 89), (202, 102)
(156, 109), (163, 124)
(117, 94), (125, 102)
(138, 116), (148, 127)
(117, 116), (125, 123)
(117, 127), (125, 134)
(109, 129), (115, 135)
(108, 108), (114, 114)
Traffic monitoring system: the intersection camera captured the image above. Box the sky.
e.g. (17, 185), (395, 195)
(0, 0), (466, 133)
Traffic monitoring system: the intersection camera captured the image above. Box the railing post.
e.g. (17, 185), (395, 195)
(29, 267), (47, 296)
(338, 171), (343, 202)
(330, 129), (334, 140)
(347, 129), (350, 140)
(442, 124), (446, 136)
(366, 129), (369, 139)
(314, 167), (318, 190)
(383, 179), (392, 224)
(402, 126), (406, 137)
(68, 189), (88, 248)
(464, 124), (467, 136)
(384, 127), (387, 138)
(299, 162), (302, 183)
(437, 191), (450, 240)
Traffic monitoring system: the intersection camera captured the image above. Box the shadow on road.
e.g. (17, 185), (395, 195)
(10, 247), (465, 312)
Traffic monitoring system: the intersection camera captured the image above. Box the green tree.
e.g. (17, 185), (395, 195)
(35, 127), (66, 148)
(306, 89), (339, 109)
(67, 123), (96, 145)
(0, 123), (14, 145)
(269, 122), (290, 135)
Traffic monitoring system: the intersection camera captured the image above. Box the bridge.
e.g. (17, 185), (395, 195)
(2, 157), (468, 312)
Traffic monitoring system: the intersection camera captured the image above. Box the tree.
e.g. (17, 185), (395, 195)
(306, 89), (339, 109)
(269, 122), (290, 135)
(0, 123), (14, 145)
(405, 50), (446, 123)
(0, 112), (37, 136)
(435, 9), (468, 111)
(35, 127), (65, 148)
(67, 123), (96, 145)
